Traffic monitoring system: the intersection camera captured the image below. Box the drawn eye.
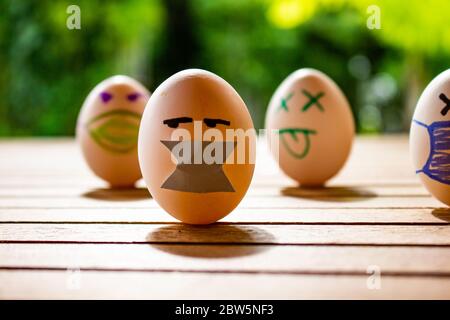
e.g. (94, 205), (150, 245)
(204, 118), (231, 128)
(127, 93), (141, 102)
(163, 117), (193, 128)
(439, 93), (450, 116)
(278, 93), (294, 113)
(100, 92), (113, 103)
(301, 89), (325, 112)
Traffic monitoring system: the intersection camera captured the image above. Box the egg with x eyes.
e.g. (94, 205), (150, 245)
(76, 75), (150, 188)
(410, 69), (450, 206)
(265, 68), (355, 186)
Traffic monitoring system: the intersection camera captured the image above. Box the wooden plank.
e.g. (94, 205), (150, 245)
(0, 136), (419, 187)
(0, 185), (431, 197)
(0, 270), (449, 299)
(1, 224), (449, 245)
(2, 136), (447, 300)
(0, 195), (444, 209)
(0, 208), (449, 224)
(0, 176), (422, 191)
(1, 244), (450, 275)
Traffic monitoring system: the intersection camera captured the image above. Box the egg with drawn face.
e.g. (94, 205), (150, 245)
(265, 68), (355, 186)
(76, 75), (150, 188)
(410, 69), (450, 206)
(138, 69), (256, 225)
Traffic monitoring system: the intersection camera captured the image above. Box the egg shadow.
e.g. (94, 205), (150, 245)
(431, 208), (450, 223)
(82, 187), (151, 202)
(281, 186), (377, 202)
(146, 224), (275, 259)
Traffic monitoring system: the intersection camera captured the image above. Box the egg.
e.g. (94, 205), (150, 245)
(76, 75), (150, 187)
(410, 69), (450, 206)
(138, 69), (255, 224)
(265, 68), (355, 186)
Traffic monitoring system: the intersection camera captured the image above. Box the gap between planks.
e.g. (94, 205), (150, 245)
(1, 267), (450, 278)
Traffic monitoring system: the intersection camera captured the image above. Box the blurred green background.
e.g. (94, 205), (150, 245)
(0, 0), (449, 136)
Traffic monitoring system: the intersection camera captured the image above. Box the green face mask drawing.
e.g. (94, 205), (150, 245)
(86, 92), (143, 153)
(276, 89), (324, 159)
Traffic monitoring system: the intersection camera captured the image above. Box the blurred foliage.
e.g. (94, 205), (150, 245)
(0, 0), (449, 136)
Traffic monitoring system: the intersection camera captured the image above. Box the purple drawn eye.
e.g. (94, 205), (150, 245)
(100, 92), (113, 103)
(127, 92), (141, 102)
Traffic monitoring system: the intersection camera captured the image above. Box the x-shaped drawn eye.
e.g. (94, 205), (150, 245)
(301, 89), (325, 112)
(439, 93), (450, 116)
(204, 118), (231, 128)
(163, 117), (193, 128)
(278, 93), (294, 112)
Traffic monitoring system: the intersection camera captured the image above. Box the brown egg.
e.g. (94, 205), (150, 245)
(265, 68), (355, 186)
(76, 75), (150, 187)
(410, 69), (450, 206)
(138, 69), (256, 224)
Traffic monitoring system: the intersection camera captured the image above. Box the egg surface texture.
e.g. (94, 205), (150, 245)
(76, 75), (150, 187)
(265, 69), (354, 186)
(138, 69), (255, 224)
(410, 69), (450, 206)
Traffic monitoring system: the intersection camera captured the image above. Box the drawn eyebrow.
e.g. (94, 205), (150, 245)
(163, 117), (193, 128)
(100, 92), (113, 103)
(127, 93), (141, 101)
(439, 93), (450, 116)
(204, 118), (231, 128)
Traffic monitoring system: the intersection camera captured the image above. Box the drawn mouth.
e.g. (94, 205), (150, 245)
(278, 128), (317, 159)
(86, 109), (141, 153)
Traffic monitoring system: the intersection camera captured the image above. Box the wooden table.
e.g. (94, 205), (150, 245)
(0, 136), (449, 299)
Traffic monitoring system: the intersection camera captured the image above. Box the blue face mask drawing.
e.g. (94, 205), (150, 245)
(412, 119), (450, 185)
